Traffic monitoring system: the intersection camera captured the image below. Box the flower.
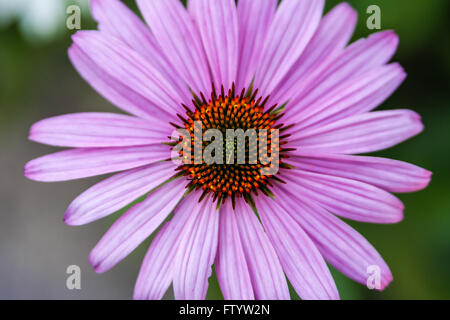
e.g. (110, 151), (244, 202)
(25, 0), (431, 300)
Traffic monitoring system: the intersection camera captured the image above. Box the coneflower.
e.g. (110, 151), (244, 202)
(25, 0), (431, 300)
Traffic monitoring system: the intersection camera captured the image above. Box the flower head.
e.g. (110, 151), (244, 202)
(25, 0), (431, 300)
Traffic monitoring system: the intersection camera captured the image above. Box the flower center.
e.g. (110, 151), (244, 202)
(170, 84), (293, 208)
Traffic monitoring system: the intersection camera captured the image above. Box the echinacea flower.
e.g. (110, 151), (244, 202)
(25, 0), (431, 300)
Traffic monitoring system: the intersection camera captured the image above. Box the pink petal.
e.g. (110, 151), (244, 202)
(90, 179), (186, 273)
(274, 185), (393, 290)
(215, 200), (254, 300)
(64, 161), (176, 226)
(173, 195), (219, 300)
(90, 0), (192, 105)
(258, 196), (339, 300)
(255, 0), (324, 95)
(289, 63), (406, 131)
(190, 0), (238, 90)
(24, 144), (169, 182)
(236, 0), (276, 91)
(281, 169), (404, 224)
(134, 192), (200, 300)
(271, 2), (357, 106)
(29, 112), (170, 148)
(290, 150), (431, 193)
(291, 110), (424, 154)
(70, 31), (183, 120)
(285, 30), (399, 117)
(69, 44), (153, 121)
(136, 0), (211, 95)
(235, 199), (290, 300)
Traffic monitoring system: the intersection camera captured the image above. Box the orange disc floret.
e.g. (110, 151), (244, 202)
(170, 83), (293, 208)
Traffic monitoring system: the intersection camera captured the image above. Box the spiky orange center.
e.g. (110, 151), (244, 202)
(171, 85), (292, 207)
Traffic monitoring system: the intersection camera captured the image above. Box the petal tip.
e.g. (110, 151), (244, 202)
(63, 210), (81, 226)
(28, 124), (44, 145)
(378, 271), (393, 291)
(373, 30), (399, 49)
(89, 251), (106, 274)
(382, 29), (398, 40)
(70, 30), (85, 42)
(23, 163), (30, 179)
(391, 212), (404, 224)
(337, 2), (358, 19)
(24, 161), (39, 181)
(424, 170), (433, 186)
(389, 62), (407, 77)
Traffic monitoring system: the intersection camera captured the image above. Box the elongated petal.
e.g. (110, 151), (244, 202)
(292, 110), (424, 154)
(72, 31), (184, 117)
(29, 112), (170, 148)
(272, 2), (357, 106)
(24, 145), (169, 182)
(90, 0), (192, 104)
(286, 30), (399, 117)
(290, 151), (431, 193)
(290, 63), (406, 131)
(91, 0), (152, 57)
(282, 169), (404, 223)
(235, 199), (290, 300)
(274, 185), (392, 290)
(236, 0), (276, 90)
(134, 192), (200, 300)
(258, 196), (339, 300)
(64, 161), (176, 226)
(255, 0), (324, 95)
(89, 179), (185, 273)
(216, 200), (254, 300)
(69, 44), (151, 120)
(137, 0), (211, 94)
(190, 0), (238, 90)
(173, 195), (219, 300)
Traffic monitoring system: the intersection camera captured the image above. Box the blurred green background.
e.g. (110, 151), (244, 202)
(0, 0), (449, 299)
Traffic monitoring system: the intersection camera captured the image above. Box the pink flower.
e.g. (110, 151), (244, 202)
(25, 0), (431, 300)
